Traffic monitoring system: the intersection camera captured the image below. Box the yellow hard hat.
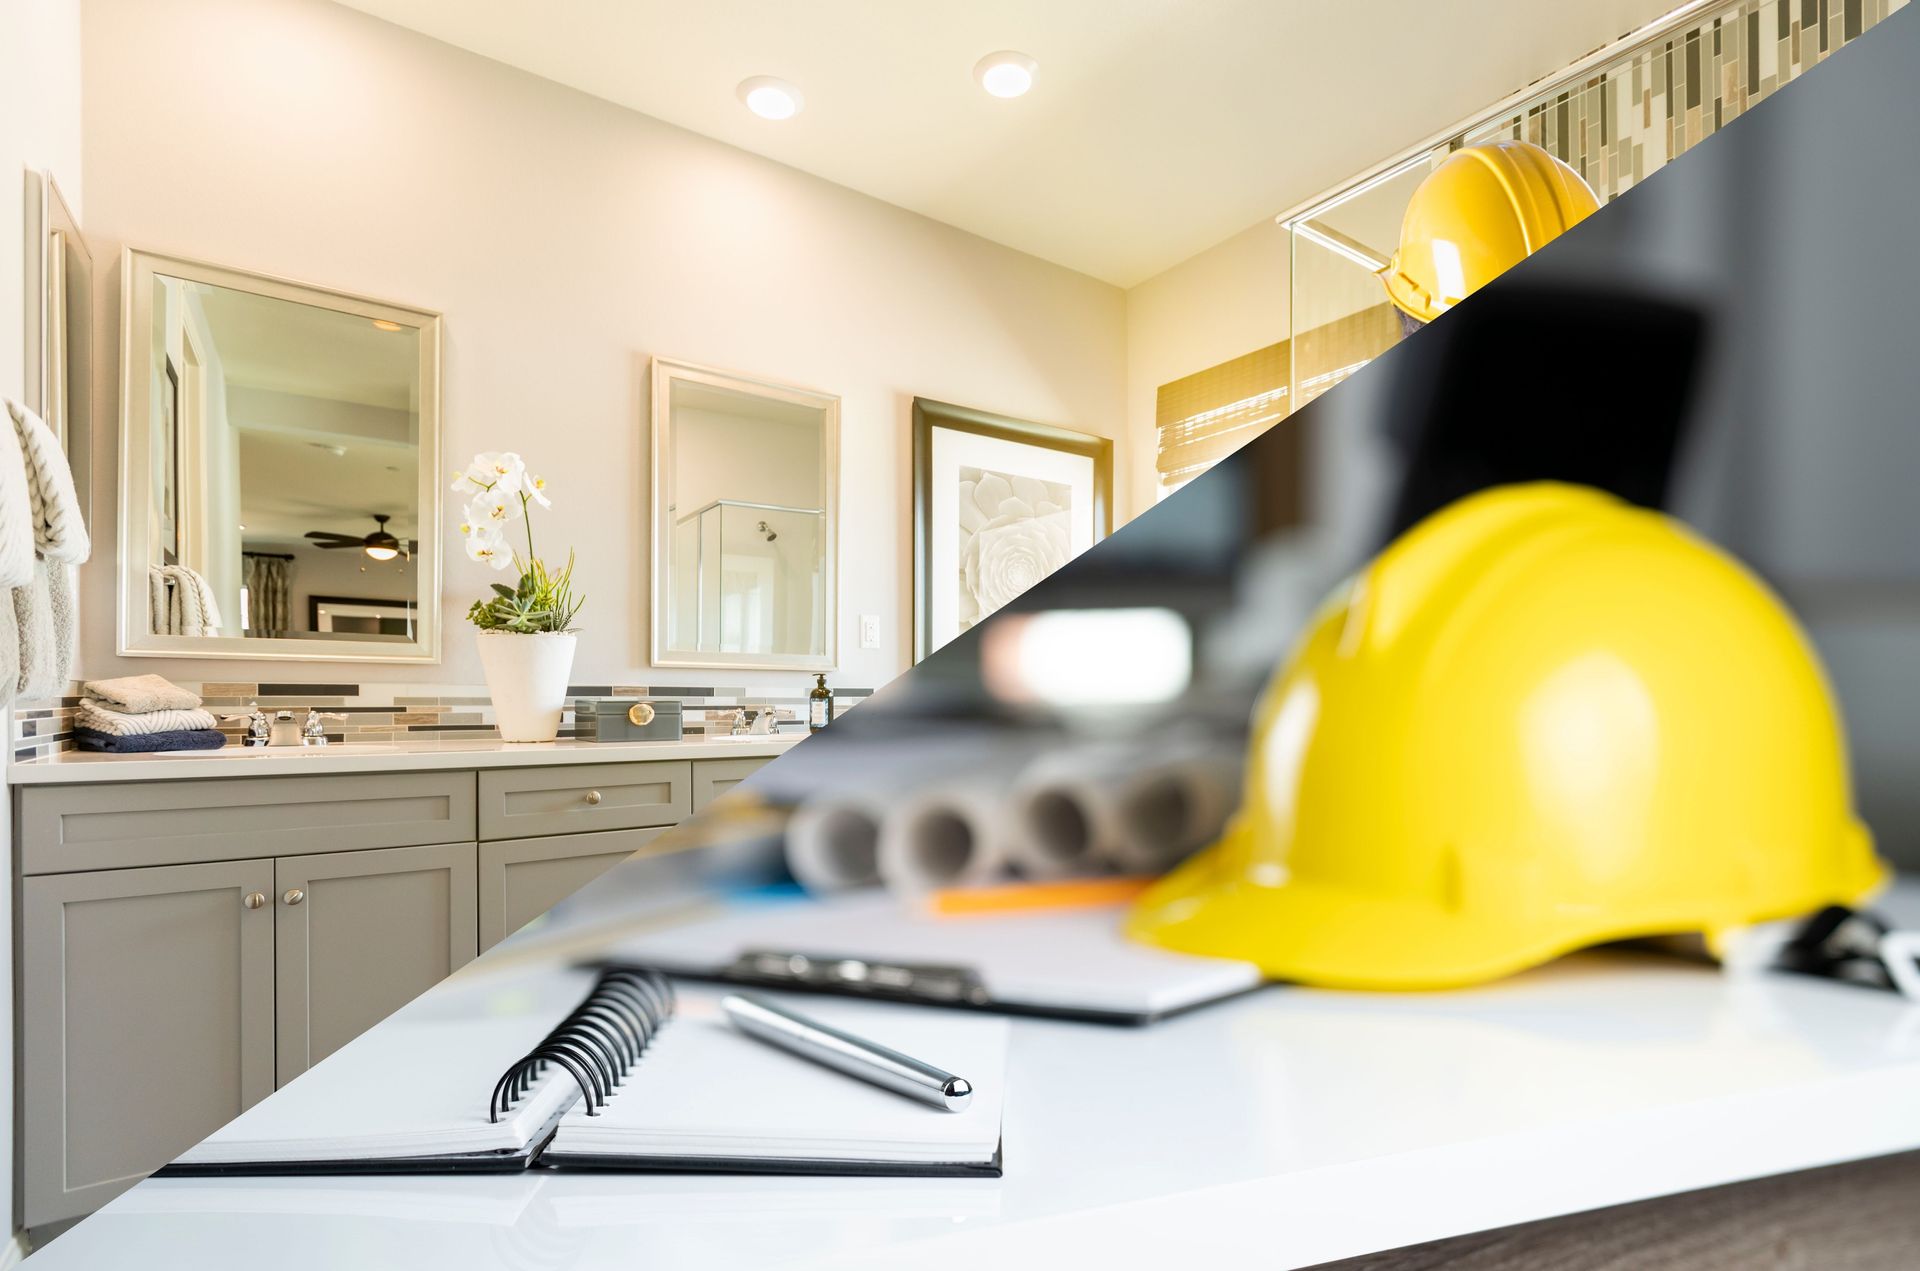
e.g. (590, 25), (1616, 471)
(1382, 140), (1601, 324)
(1129, 484), (1886, 991)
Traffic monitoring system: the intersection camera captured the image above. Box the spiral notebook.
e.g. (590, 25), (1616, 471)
(163, 970), (1007, 1179)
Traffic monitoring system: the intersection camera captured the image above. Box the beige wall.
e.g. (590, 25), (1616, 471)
(79, 0), (1128, 694)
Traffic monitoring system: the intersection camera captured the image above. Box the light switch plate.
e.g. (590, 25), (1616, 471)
(859, 614), (880, 649)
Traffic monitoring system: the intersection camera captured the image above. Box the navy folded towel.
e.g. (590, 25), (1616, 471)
(75, 727), (228, 754)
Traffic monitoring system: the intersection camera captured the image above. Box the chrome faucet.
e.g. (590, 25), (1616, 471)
(729, 708), (751, 737)
(268, 711), (302, 748)
(225, 703), (273, 747)
(747, 705), (778, 735)
(302, 708), (347, 746)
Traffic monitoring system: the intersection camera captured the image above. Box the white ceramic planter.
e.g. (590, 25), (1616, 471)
(476, 631), (577, 742)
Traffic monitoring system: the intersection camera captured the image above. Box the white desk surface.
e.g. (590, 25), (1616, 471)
(29, 880), (1920, 1270)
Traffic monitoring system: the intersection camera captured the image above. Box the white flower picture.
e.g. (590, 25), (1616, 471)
(915, 399), (1110, 660)
(956, 467), (1072, 632)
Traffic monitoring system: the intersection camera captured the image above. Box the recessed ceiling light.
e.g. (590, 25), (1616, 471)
(974, 51), (1037, 99)
(737, 76), (804, 120)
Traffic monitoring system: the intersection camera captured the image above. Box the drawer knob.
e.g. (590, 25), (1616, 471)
(584, 790), (603, 805)
(243, 892), (267, 910)
(283, 888), (306, 906)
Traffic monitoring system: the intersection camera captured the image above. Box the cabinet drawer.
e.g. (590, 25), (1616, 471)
(19, 773), (478, 875)
(478, 762), (690, 841)
(479, 827), (664, 950)
(693, 756), (773, 812)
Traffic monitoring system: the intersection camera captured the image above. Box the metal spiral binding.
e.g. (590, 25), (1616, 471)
(488, 968), (676, 1123)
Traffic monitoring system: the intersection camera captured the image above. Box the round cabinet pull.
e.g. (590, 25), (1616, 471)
(283, 888), (306, 906)
(243, 892), (267, 910)
(585, 790), (604, 805)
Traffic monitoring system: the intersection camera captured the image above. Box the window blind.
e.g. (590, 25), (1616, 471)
(1154, 303), (1403, 490)
(1154, 340), (1289, 489)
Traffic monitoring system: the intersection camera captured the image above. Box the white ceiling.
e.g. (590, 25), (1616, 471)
(333, 0), (1678, 287)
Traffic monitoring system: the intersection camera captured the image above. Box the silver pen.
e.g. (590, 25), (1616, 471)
(720, 993), (974, 1112)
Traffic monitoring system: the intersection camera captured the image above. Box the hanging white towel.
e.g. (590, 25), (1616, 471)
(0, 586), (17, 700)
(7, 397), (90, 563)
(14, 561), (55, 698)
(149, 565), (173, 635)
(0, 399), (37, 590)
(4, 397), (89, 701)
(162, 564), (223, 637)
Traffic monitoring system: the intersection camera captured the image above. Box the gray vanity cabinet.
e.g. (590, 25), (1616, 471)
(22, 859), (277, 1227)
(15, 753), (775, 1236)
(273, 842), (479, 1084)
(692, 756), (767, 811)
(478, 828), (665, 949)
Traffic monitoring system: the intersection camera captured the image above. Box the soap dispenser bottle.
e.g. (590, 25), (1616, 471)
(808, 674), (834, 733)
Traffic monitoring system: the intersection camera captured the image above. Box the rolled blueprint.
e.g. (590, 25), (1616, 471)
(785, 797), (886, 893)
(876, 782), (1011, 894)
(1002, 741), (1243, 876)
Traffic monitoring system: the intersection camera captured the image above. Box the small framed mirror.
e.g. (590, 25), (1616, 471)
(650, 358), (839, 671)
(117, 249), (443, 662)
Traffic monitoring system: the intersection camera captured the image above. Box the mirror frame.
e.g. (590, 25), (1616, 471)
(648, 356), (840, 672)
(116, 248), (445, 664)
(24, 170), (94, 530)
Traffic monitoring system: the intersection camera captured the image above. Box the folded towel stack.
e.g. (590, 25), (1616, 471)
(78, 675), (226, 754)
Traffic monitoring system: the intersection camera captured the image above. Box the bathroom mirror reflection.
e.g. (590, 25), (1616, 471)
(651, 358), (838, 670)
(117, 250), (442, 662)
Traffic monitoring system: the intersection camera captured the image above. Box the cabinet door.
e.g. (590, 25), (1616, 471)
(478, 827), (665, 951)
(693, 756), (772, 812)
(274, 842), (478, 1085)
(22, 859), (275, 1227)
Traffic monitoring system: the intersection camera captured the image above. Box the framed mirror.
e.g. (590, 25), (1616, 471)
(650, 358), (839, 671)
(23, 170), (94, 529)
(117, 249), (443, 662)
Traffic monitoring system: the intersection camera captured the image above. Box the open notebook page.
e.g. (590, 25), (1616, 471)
(605, 892), (1262, 1016)
(175, 1016), (578, 1166)
(546, 995), (1007, 1164)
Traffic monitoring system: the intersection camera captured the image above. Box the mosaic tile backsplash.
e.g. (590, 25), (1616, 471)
(13, 679), (871, 761)
(1467, 0), (1907, 198)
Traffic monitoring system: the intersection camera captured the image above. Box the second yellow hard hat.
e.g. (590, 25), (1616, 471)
(1129, 484), (1885, 990)
(1383, 140), (1601, 324)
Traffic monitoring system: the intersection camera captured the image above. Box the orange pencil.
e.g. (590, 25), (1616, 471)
(927, 876), (1154, 917)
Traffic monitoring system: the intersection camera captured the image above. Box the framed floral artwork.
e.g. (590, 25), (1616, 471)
(912, 398), (1112, 661)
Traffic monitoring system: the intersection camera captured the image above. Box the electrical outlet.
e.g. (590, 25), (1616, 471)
(859, 614), (881, 649)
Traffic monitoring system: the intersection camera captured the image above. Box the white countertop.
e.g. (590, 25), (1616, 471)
(6, 734), (802, 784)
(27, 877), (1920, 1269)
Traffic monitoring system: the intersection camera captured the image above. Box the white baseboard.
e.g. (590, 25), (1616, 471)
(0, 1231), (25, 1269)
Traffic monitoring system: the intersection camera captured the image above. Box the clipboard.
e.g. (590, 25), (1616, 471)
(590, 891), (1267, 1025)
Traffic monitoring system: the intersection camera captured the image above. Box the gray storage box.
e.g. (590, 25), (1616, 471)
(576, 697), (683, 742)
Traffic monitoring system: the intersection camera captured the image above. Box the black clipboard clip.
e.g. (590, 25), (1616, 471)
(1773, 907), (1920, 1001)
(723, 949), (993, 1007)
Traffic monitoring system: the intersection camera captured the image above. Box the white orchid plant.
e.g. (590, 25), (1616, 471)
(452, 451), (583, 634)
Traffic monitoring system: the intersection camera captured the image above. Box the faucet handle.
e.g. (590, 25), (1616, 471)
(302, 708), (347, 743)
